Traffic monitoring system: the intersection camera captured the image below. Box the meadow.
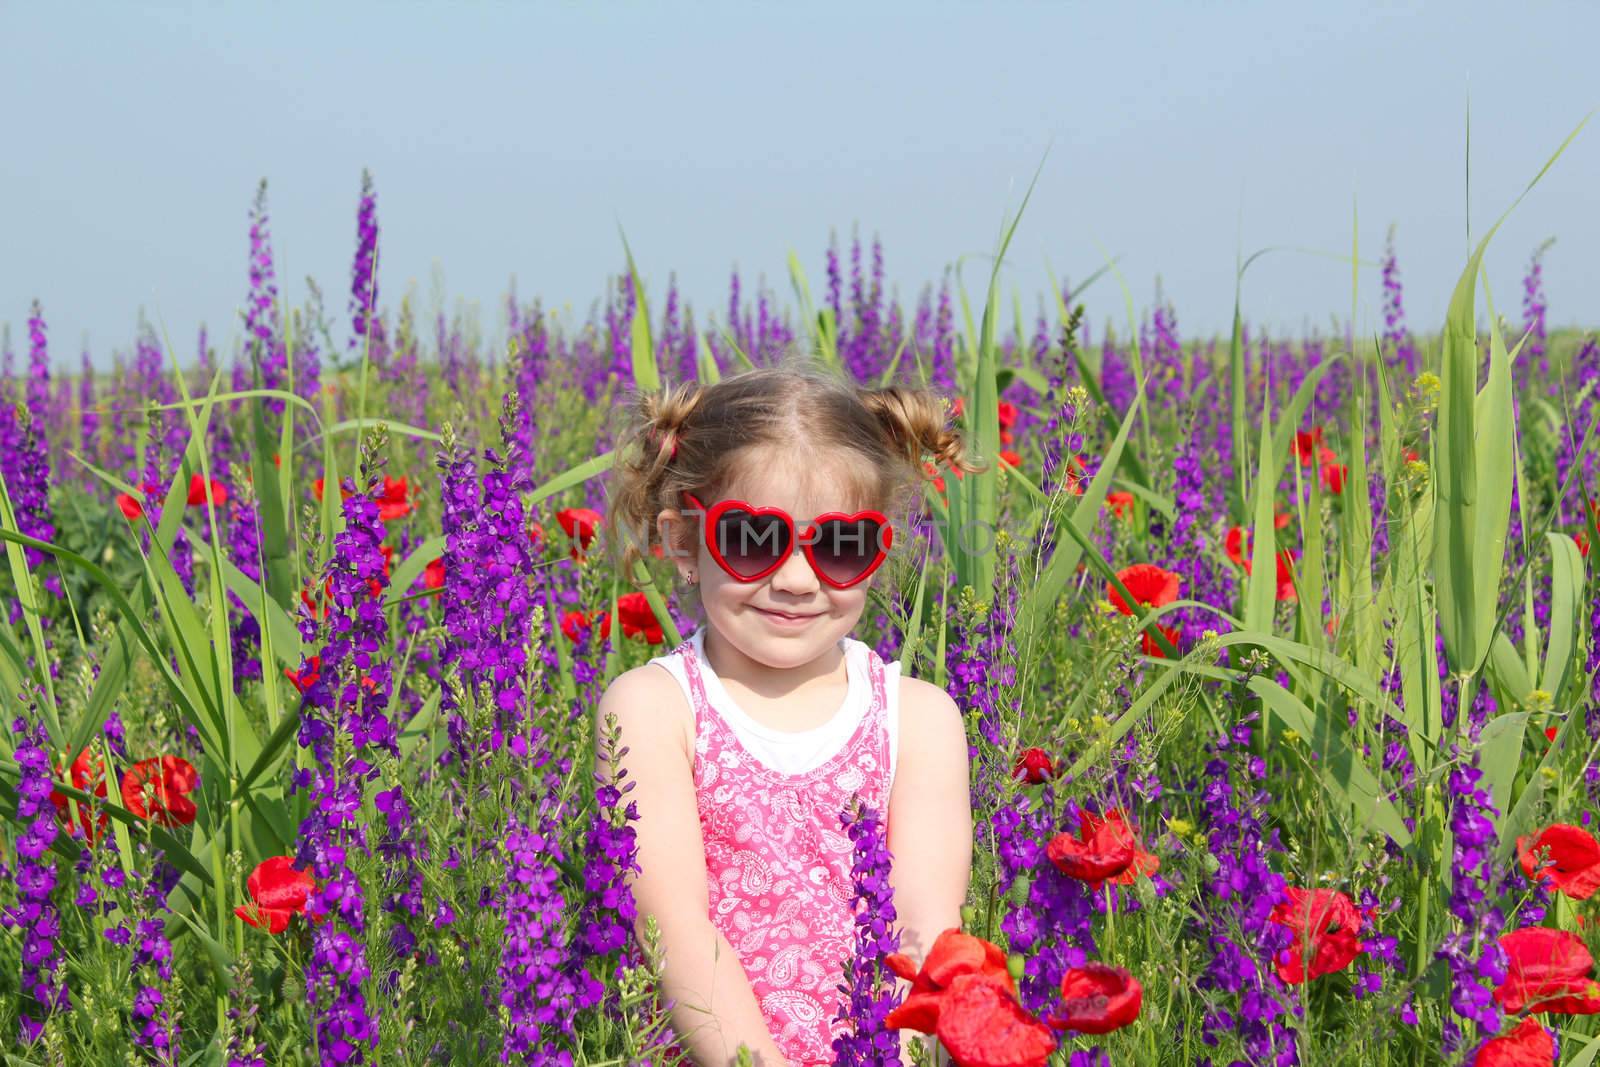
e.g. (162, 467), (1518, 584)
(0, 154), (1598, 1067)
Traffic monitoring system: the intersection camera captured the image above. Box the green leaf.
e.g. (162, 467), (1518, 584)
(326, 418), (441, 443)
(1478, 710), (1530, 819)
(1433, 114), (1590, 677)
(220, 558), (305, 670)
(1020, 376), (1146, 643)
(1249, 675), (1412, 846)
(1538, 532), (1585, 700)
(619, 230), (661, 394)
(386, 535), (447, 608)
(527, 451), (617, 510)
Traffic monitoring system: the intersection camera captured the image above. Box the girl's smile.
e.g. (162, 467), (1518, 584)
(753, 605), (822, 628)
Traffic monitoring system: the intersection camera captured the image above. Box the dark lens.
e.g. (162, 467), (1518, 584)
(809, 518), (885, 586)
(714, 511), (790, 579)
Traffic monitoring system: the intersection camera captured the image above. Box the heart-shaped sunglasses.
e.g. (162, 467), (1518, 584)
(680, 492), (893, 589)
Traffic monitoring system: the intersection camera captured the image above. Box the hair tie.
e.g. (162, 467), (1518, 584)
(654, 427), (678, 462)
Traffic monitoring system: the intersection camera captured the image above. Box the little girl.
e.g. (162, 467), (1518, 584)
(595, 354), (979, 1066)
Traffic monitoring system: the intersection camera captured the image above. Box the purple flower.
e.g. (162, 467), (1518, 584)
(349, 169), (380, 351)
(1521, 239), (1553, 384)
(3, 713), (70, 1043)
(1192, 712), (1299, 1065)
(293, 435), (403, 1063)
(1435, 754), (1507, 1054)
(1380, 227), (1418, 378)
(831, 795), (904, 1065)
(244, 179), (288, 414)
(498, 814), (579, 1064)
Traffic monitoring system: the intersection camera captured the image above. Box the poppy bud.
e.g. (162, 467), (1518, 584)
(959, 904), (976, 929)
(1007, 952), (1026, 983)
(1009, 872), (1032, 906)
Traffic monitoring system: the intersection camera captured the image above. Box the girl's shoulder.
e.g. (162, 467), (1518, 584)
(597, 661), (696, 767)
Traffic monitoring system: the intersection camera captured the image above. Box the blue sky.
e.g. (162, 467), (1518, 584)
(2, 2), (1596, 368)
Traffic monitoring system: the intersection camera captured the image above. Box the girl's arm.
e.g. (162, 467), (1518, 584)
(595, 669), (791, 1067)
(885, 678), (974, 1067)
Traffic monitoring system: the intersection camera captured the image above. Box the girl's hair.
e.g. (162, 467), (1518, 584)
(604, 346), (983, 600)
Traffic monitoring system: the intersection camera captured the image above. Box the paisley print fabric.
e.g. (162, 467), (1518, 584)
(656, 633), (892, 1066)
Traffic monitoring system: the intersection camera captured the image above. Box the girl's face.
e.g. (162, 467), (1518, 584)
(661, 454), (878, 671)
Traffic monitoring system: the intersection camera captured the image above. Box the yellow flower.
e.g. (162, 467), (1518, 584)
(1282, 729), (1301, 744)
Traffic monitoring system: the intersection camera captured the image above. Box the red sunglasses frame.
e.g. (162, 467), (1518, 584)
(681, 492), (894, 589)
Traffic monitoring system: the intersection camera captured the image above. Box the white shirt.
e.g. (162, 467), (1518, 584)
(649, 627), (902, 794)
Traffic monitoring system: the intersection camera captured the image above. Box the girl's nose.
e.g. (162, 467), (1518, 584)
(768, 542), (819, 594)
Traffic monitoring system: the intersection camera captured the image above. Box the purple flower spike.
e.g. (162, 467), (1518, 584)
(349, 169), (380, 351)
(4, 713), (70, 1043)
(831, 794), (905, 1066)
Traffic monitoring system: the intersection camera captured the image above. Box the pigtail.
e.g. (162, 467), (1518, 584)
(858, 385), (985, 481)
(605, 380), (706, 583)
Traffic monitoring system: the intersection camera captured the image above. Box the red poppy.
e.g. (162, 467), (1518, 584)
(1225, 526), (1250, 566)
(1268, 887), (1364, 984)
(1048, 809), (1156, 890)
(1404, 449), (1420, 463)
(1140, 623), (1181, 659)
(561, 609), (611, 644)
(1046, 817), (1134, 886)
(1274, 510), (1291, 529)
(48, 747), (109, 842)
(1320, 459), (1347, 496)
(1106, 564), (1180, 615)
(284, 655), (322, 694)
(999, 450), (1023, 470)
(1077, 809), (1159, 886)
(1473, 1016), (1554, 1067)
(423, 558), (446, 590)
(1046, 963), (1143, 1035)
(378, 544), (395, 580)
(1105, 491), (1134, 519)
(557, 508), (604, 561)
(187, 473), (228, 507)
(235, 856), (318, 935)
(997, 401), (1019, 431)
(949, 396), (965, 419)
(1062, 454), (1087, 495)
(375, 476), (413, 522)
(1495, 926), (1600, 1014)
(312, 478), (347, 504)
(120, 755), (200, 828)
(1293, 427), (1324, 465)
(116, 492), (144, 520)
(1012, 747), (1055, 785)
(1243, 548), (1298, 602)
(617, 592), (665, 645)
(935, 971), (1056, 1067)
(299, 577), (334, 622)
(883, 927), (1017, 1034)
(1578, 531), (1589, 558)
(1517, 825), (1600, 901)
(924, 461), (948, 497)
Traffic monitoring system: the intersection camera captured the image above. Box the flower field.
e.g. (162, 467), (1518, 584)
(1, 153), (1599, 1067)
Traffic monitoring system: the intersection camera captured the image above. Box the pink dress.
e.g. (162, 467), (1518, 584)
(654, 633), (894, 1066)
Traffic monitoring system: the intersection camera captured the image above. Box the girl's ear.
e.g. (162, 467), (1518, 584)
(656, 508), (694, 564)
